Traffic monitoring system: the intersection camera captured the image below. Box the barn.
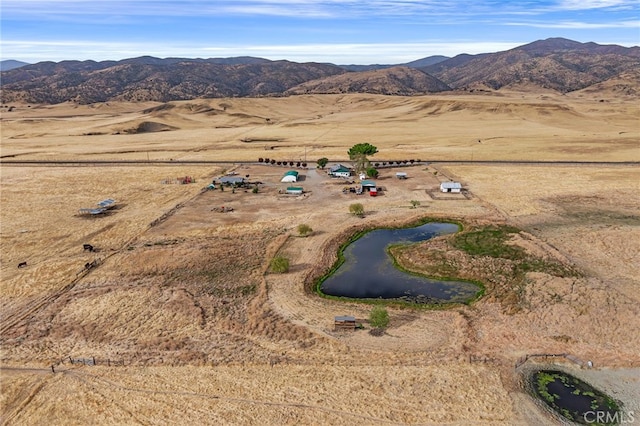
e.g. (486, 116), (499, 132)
(219, 176), (245, 186)
(281, 170), (299, 183)
(328, 164), (352, 178)
(440, 182), (462, 193)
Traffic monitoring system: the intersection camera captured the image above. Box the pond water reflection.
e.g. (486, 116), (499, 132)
(320, 222), (482, 303)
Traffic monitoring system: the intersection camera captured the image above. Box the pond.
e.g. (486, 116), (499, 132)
(533, 370), (620, 425)
(319, 222), (482, 304)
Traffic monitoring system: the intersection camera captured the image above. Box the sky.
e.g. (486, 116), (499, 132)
(1, 0), (639, 64)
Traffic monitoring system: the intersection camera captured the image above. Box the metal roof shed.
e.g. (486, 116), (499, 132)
(440, 182), (462, 193)
(286, 186), (303, 194)
(361, 180), (377, 190)
(219, 176), (245, 185)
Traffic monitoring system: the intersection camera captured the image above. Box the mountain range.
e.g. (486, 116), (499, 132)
(1, 38), (638, 104)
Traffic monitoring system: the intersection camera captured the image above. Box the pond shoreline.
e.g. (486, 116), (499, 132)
(311, 216), (484, 307)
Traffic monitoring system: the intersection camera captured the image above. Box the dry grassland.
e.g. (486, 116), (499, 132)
(1, 92), (639, 425)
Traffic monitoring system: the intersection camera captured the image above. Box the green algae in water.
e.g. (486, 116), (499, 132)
(533, 370), (621, 425)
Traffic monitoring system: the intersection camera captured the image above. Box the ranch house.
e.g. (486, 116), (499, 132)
(328, 164), (352, 178)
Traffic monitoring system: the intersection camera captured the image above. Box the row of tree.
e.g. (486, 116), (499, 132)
(258, 158), (308, 168)
(374, 160), (421, 166)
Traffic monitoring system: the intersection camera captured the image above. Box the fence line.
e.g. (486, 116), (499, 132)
(468, 354), (501, 365)
(514, 353), (590, 369)
(58, 356), (125, 367)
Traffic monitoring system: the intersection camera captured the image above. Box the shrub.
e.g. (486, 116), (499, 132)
(297, 224), (313, 237)
(349, 203), (364, 217)
(410, 200), (421, 209)
(269, 256), (290, 273)
(369, 306), (389, 329)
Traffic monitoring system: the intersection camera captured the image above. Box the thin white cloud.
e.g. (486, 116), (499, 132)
(0, 40), (523, 63)
(557, 0), (638, 10)
(506, 19), (640, 29)
(0, 0), (569, 19)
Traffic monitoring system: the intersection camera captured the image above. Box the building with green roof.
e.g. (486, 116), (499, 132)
(281, 170), (299, 183)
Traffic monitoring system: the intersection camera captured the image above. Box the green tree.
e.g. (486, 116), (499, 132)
(410, 200), (421, 209)
(348, 143), (378, 174)
(317, 157), (329, 169)
(348, 143), (378, 158)
(269, 255), (290, 273)
(297, 224), (313, 237)
(349, 203), (365, 217)
(369, 306), (389, 329)
(365, 167), (379, 178)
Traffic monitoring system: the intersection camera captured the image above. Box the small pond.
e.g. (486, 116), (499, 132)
(533, 370), (620, 425)
(319, 222), (482, 304)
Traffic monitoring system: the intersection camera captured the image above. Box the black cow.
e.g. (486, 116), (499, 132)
(83, 244), (94, 252)
(18, 262), (27, 268)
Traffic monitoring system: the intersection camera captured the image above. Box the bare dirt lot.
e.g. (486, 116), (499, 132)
(1, 92), (639, 425)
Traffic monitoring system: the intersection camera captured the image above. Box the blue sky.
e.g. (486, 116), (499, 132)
(1, 0), (638, 64)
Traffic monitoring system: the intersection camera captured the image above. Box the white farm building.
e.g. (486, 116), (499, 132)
(440, 182), (462, 193)
(281, 170), (299, 183)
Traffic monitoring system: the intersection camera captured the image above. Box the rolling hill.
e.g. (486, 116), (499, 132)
(1, 38), (638, 104)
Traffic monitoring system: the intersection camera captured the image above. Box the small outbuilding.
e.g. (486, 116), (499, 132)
(281, 170), (299, 183)
(440, 182), (462, 193)
(334, 315), (356, 331)
(285, 186), (303, 195)
(395, 172), (408, 179)
(328, 164), (352, 178)
(361, 180), (377, 192)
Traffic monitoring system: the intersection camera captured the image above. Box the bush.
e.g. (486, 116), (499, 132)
(297, 224), (313, 237)
(410, 200), (421, 209)
(349, 203), (364, 217)
(269, 256), (290, 273)
(369, 306), (389, 329)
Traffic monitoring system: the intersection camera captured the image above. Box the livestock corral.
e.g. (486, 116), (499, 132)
(1, 93), (639, 424)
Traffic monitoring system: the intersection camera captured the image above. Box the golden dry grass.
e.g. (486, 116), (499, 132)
(1, 92), (639, 425)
